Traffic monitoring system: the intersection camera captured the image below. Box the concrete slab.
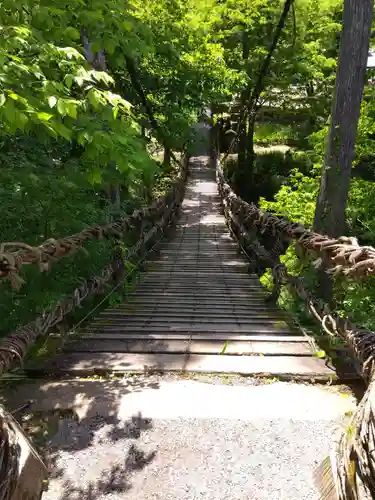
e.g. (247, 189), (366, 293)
(2, 378), (356, 422)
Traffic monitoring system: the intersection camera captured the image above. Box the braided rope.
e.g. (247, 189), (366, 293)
(0, 157), (187, 376)
(216, 159), (375, 278)
(215, 147), (375, 499)
(0, 156), (187, 287)
(0, 154), (188, 498)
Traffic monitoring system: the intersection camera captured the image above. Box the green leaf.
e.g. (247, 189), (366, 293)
(65, 27), (81, 40)
(91, 41), (101, 53)
(78, 131), (93, 145)
(64, 74), (74, 89)
(0, 94), (5, 107)
(220, 340), (229, 355)
(54, 122), (72, 140)
(57, 100), (66, 116)
(104, 38), (117, 55)
(315, 350), (326, 359)
(65, 101), (78, 119)
(117, 135), (129, 145)
(4, 102), (16, 123)
(28, 173), (40, 184)
(88, 89), (101, 110)
(87, 169), (102, 185)
(37, 112), (53, 121)
(48, 96), (57, 108)
(16, 112), (28, 130)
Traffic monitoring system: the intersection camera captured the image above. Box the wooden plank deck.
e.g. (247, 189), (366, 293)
(34, 157), (335, 379)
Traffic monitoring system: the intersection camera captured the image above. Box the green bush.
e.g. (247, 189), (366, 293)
(226, 150), (314, 203)
(0, 135), (162, 337)
(254, 123), (293, 145)
(254, 121), (312, 149)
(259, 167), (375, 331)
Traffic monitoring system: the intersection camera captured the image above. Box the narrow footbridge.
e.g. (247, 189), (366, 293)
(2, 135), (375, 500)
(37, 156), (329, 377)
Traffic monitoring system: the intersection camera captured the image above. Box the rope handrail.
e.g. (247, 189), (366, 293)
(0, 198), (178, 376)
(0, 152), (187, 287)
(0, 154), (188, 376)
(0, 153), (188, 500)
(216, 159), (375, 278)
(214, 143), (375, 500)
(217, 153), (375, 380)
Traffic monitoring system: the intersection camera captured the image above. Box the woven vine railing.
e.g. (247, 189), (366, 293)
(0, 152), (188, 500)
(0, 155), (187, 288)
(214, 143), (375, 500)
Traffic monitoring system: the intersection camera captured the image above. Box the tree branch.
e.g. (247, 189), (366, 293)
(248, 0), (295, 114)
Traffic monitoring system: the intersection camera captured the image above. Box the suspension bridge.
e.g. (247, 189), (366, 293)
(1, 126), (375, 500)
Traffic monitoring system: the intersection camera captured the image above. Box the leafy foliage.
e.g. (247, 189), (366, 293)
(2, 0), (375, 345)
(0, 0), (237, 338)
(257, 122), (375, 331)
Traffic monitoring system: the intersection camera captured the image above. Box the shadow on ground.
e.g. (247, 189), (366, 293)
(53, 423), (156, 500)
(0, 376), (160, 498)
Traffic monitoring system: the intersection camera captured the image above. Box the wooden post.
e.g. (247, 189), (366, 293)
(1, 404), (47, 500)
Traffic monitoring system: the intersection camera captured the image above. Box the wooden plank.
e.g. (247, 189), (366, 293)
(65, 338), (190, 353)
(140, 272), (263, 280)
(30, 352), (335, 379)
(93, 315), (291, 325)
(81, 324), (293, 334)
(95, 312), (284, 320)
(188, 340), (312, 355)
(185, 354), (334, 377)
(140, 271), (257, 277)
(114, 303), (282, 311)
(123, 299), (272, 306)
(136, 282), (264, 289)
(130, 287), (267, 293)
(130, 294), (268, 300)
(109, 307), (283, 315)
(63, 338), (312, 356)
(76, 333), (308, 342)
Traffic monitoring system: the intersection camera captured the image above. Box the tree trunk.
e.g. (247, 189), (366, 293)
(313, 0), (373, 302)
(245, 112), (256, 171)
(313, 0), (374, 237)
(81, 29), (121, 214)
(109, 183), (121, 212)
(237, 0), (294, 174)
(163, 146), (171, 169)
(237, 121), (247, 168)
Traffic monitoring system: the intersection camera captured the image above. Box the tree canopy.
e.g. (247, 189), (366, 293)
(1, 0), (375, 334)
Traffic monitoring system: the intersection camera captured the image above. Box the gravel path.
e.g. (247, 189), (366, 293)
(3, 376), (356, 500)
(44, 416), (344, 500)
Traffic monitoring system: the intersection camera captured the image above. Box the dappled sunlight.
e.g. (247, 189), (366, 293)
(199, 213), (224, 226)
(190, 181), (218, 196)
(181, 199), (200, 208)
(23, 155), (328, 411)
(2, 377), (161, 499)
